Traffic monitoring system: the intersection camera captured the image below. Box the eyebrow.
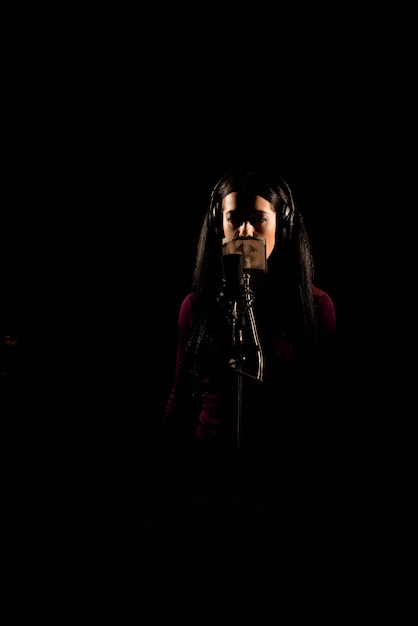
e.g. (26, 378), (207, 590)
(225, 206), (270, 212)
(224, 209), (269, 216)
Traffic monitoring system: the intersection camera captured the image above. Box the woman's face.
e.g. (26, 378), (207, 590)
(222, 192), (277, 259)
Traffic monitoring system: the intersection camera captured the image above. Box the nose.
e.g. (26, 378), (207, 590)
(238, 220), (255, 237)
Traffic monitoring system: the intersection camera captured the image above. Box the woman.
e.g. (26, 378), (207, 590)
(154, 170), (336, 532)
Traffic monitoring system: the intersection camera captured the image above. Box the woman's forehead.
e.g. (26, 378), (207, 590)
(222, 192), (275, 212)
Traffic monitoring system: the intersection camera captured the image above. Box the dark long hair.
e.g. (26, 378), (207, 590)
(185, 170), (318, 383)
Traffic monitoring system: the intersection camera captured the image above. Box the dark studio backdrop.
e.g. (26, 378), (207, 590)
(2, 129), (340, 521)
(5, 8), (415, 604)
(1, 12), (349, 541)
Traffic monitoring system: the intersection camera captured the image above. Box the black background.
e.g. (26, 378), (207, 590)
(1, 12), (353, 542)
(2, 124), (340, 420)
(4, 7), (414, 608)
(2, 119), (341, 529)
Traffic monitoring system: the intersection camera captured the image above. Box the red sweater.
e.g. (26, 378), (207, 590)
(163, 286), (336, 445)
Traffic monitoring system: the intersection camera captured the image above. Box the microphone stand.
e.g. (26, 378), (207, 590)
(220, 239), (266, 451)
(227, 270), (264, 449)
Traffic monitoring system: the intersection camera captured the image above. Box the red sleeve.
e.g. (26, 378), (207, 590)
(314, 289), (336, 340)
(162, 293), (195, 428)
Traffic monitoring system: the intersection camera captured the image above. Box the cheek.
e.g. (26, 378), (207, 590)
(265, 229), (276, 258)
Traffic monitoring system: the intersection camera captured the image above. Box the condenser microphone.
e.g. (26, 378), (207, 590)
(220, 237), (265, 383)
(221, 237), (267, 273)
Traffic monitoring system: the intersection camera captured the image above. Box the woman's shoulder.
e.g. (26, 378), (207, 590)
(180, 292), (197, 311)
(313, 285), (334, 306)
(313, 285), (328, 300)
(313, 285), (336, 336)
(178, 292), (197, 326)
(182, 292), (196, 303)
